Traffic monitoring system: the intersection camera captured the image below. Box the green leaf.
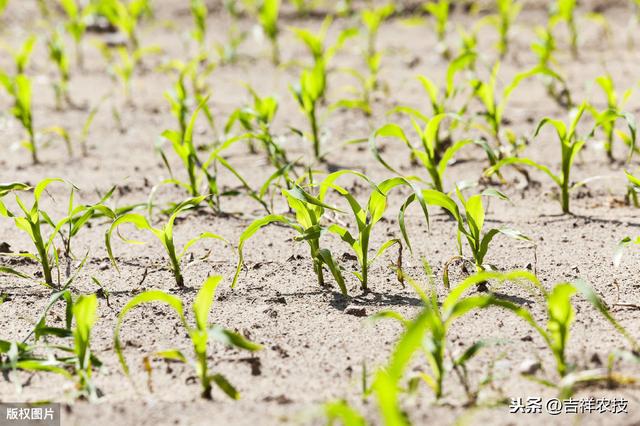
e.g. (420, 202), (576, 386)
(233, 215), (291, 288)
(114, 290), (186, 377)
(208, 325), (262, 351)
(193, 275), (222, 331)
(210, 373), (239, 399)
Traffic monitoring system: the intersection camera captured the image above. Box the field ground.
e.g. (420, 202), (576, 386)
(1, 0), (640, 425)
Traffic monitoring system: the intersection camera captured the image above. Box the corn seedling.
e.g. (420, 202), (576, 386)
(361, 4), (394, 63)
(291, 16), (358, 71)
(496, 0), (522, 57)
(159, 98), (268, 213)
(291, 62), (326, 160)
(456, 27), (478, 63)
(114, 275), (262, 399)
(3, 291), (103, 400)
(550, 0), (578, 58)
(190, 0), (208, 52)
(0, 179), (110, 287)
(471, 63), (563, 170)
(98, 0), (149, 49)
(590, 74), (637, 163)
(318, 171), (428, 292)
(498, 279), (638, 391)
(233, 183), (348, 294)
(372, 270), (540, 412)
(226, 87), (290, 170)
(385, 52), (475, 158)
(46, 28), (72, 110)
(0, 72), (37, 164)
(258, 0), (281, 65)
(530, 25), (573, 109)
(290, 18), (357, 153)
(406, 187), (531, 287)
(487, 103), (590, 214)
(0, 180), (64, 287)
(59, 0), (94, 68)
(106, 196), (228, 288)
(472, 63), (558, 147)
(161, 56), (217, 134)
(332, 3), (392, 115)
(105, 45), (161, 103)
(215, 0), (248, 64)
(424, 0), (450, 56)
(334, 63), (378, 117)
(371, 114), (473, 193)
(0, 36), (38, 163)
(79, 95), (107, 157)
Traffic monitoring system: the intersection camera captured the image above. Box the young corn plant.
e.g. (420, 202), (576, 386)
(370, 114), (472, 193)
(159, 99), (268, 213)
(226, 87), (290, 170)
(62, 294), (102, 400)
(337, 2), (392, 110)
(372, 270), (541, 411)
(190, 0), (208, 52)
(114, 275), (262, 399)
(291, 16), (358, 71)
(424, 0), (450, 56)
(98, 0), (148, 49)
(318, 171), (428, 292)
(361, 3), (394, 64)
(0, 72), (38, 164)
(0, 179), (107, 287)
(59, 0), (93, 68)
(384, 52), (475, 158)
(472, 63), (555, 147)
(290, 18), (357, 145)
(405, 187), (531, 288)
(233, 183), (348, 294)
(417, 52), (476, 118)
(46, 28), (72, 110)
(530, 25), (573, 109)
(106, 196), (228, 288)
(160, 57), (217, 134)
(487, 103), (590, 214)
(291, 62), (326, 160)
(471, 63), (563, 168)
(215, 0), (247, 64)
(107, 45), (161, 103)
(0, 36), (38, 163)
(4, 292), (103, 400)
(549, 0), (578, 58)
(496, 0), (522, 57)
(590, 74), (637, 163)
(499, 279), (638, 394)
(258, 0), (280, 65)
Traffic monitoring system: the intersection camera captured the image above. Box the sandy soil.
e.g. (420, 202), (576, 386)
(1, 0), (640, 425)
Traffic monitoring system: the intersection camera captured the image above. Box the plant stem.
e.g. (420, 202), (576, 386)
(561, 179), (570, 214)
(168, 250), (184, 287)
(271, 39), (280, 66)
(309, 107), (320, 160)
(30, 131), (39, 165)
